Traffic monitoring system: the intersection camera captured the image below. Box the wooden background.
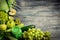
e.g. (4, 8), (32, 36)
(15, 0), (60, 40)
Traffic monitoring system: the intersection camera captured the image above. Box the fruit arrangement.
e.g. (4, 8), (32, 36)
(0, 0), (51, 40)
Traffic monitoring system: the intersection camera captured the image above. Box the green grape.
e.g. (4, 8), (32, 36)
(35, 33), (38, 36)
(29, 32), (33, 35)
(28, 38), (33, 40)
(39, 31), (44, 35)
(45, 31), (50, 36)
(27, 33), (30, 36)
(38, 38), (41, 40)
(40, 35), (44, 38)
(28, 28), (32, 32)
(32, 28), (35, 32)
(28, 36), (32, 39)
(23, 31), (26, 35)
(32, 34), (35, 37)
(37, 29), (41, 32)
(0, 11), (8, 23)
(34, 34), (37, 38)
(43, 37), (50, 40)
(23, 33), (27, 38)
(23, 34), (27, 38)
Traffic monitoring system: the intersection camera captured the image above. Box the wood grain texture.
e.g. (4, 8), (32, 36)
(15, 1), (60, 40)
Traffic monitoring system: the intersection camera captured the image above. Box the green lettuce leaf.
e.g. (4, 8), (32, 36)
(0, 0), (9, 12)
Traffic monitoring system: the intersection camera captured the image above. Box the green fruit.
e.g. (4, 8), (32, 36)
(17, 23), (24, 28)
(9, 16), (14, 20)
(0, 11), (8, 23)
(15, 18), (21, 25)
(7, 20), (15, 28)
(45, 31), (50, 36)
(0, 24), (7, 31)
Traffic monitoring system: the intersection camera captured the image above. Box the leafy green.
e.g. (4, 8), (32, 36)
(7, 0), (16, 8)
(0, 0), (9, 12)
(12, 26), (22, 39)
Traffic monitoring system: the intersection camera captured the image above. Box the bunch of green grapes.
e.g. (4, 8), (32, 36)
(0, 11), (9, 24)
(23, 28), (46, 40)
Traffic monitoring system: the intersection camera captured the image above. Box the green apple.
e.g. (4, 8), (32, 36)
(0, 24), (7, 31)
(17, 23), (24, 28)
(7, 20), (15, 28)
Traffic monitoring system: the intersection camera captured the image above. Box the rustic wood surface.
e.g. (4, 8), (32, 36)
(15, 1), (60, 40)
